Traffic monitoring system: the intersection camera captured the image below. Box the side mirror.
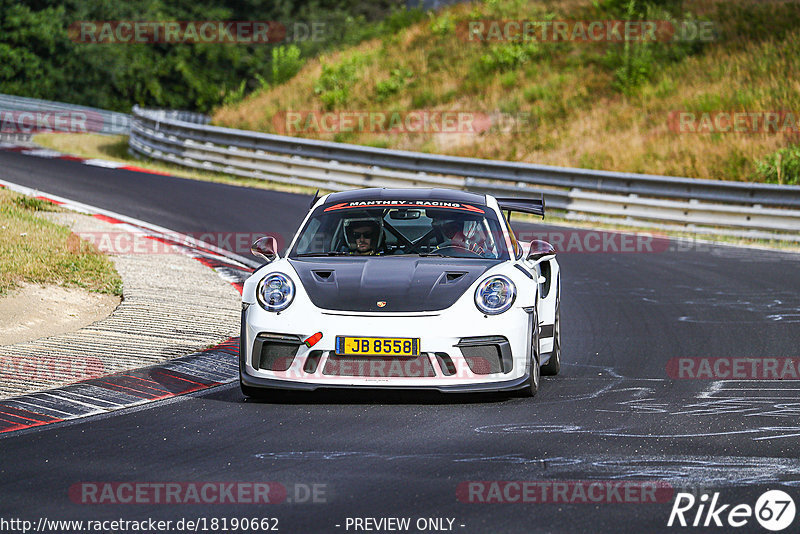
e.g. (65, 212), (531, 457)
(251, 236), (279, 263)
(527, 240), (556, 263)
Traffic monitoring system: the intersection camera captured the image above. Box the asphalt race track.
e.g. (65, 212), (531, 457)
(1, 149), (800, 533)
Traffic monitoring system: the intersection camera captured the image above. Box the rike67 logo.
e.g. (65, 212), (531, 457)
(668, 490), (796, 531)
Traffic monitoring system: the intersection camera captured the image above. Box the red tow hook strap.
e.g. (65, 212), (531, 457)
(304, 332), (323, 348)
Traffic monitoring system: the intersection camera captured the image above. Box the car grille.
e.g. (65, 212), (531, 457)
(459, 345), (503, 374)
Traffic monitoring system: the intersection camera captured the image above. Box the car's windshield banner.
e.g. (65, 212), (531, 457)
(323, 201), (485, 213)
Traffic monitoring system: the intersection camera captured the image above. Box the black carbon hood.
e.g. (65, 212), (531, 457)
(288, 257), (498, 312)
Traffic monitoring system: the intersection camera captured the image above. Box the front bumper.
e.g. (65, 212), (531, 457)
(240, 302), (534, 392)
(239, 367), (532, 393)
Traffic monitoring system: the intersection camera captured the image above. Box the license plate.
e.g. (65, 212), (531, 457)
(335, 336), (419, 357)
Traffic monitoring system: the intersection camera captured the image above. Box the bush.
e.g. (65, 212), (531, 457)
(754, 145), (800, 185)
(429, 13), (455, 37)
(272, 45), (304, 85)
(314, 55), (365, 109)
(222, 80), (248, 107)
(500, 71), (518, 88)
(380, 7), (427, 36)
(375, 68), (413, 101)
(603, 2), (705, 95)
(610, 41), (655, 94)
(478, 42), (541, 72)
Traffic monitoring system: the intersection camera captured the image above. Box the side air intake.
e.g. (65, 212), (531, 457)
(252, 333), (302, 372)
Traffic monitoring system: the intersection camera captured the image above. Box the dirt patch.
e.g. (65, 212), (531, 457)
(0, 282), (120, 346)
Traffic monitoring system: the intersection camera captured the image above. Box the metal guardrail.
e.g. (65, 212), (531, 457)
(130, 106), (800, 241)
(0, 94), (131, 135)
(131, 108), (210, 126)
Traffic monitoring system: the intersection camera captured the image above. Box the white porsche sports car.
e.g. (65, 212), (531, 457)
(240, 188), (560, 397)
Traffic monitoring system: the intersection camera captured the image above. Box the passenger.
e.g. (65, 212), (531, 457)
(436, 218), (486, 255)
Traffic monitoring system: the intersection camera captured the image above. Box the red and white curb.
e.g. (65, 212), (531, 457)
(0, 338), (241, 434)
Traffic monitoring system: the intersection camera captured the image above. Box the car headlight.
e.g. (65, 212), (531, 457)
(257, 273), (295, 312)
(475, 275), (516, 315)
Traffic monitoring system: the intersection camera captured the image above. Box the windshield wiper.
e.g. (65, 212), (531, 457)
(415, 252), (445, 257)
(294, 251), (350, 257)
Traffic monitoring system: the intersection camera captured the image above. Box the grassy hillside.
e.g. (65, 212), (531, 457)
(213, 0), (800, 184)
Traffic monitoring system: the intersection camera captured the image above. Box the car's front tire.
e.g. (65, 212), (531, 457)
(518, 313), (540, 397)
(519, 353), (540, 397)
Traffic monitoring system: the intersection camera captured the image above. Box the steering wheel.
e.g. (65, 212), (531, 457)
(433, 244), (483, 258)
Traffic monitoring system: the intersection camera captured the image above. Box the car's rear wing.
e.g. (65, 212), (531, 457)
(496, 195), (545, 218)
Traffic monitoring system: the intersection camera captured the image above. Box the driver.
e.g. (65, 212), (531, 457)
(343, 218), (383, 255)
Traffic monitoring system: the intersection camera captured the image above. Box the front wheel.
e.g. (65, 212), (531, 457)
(519, 352), (540, 398)
(518, 317), (541, 397)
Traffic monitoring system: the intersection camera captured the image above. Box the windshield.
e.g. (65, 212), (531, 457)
(290, 202), (509, 260)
